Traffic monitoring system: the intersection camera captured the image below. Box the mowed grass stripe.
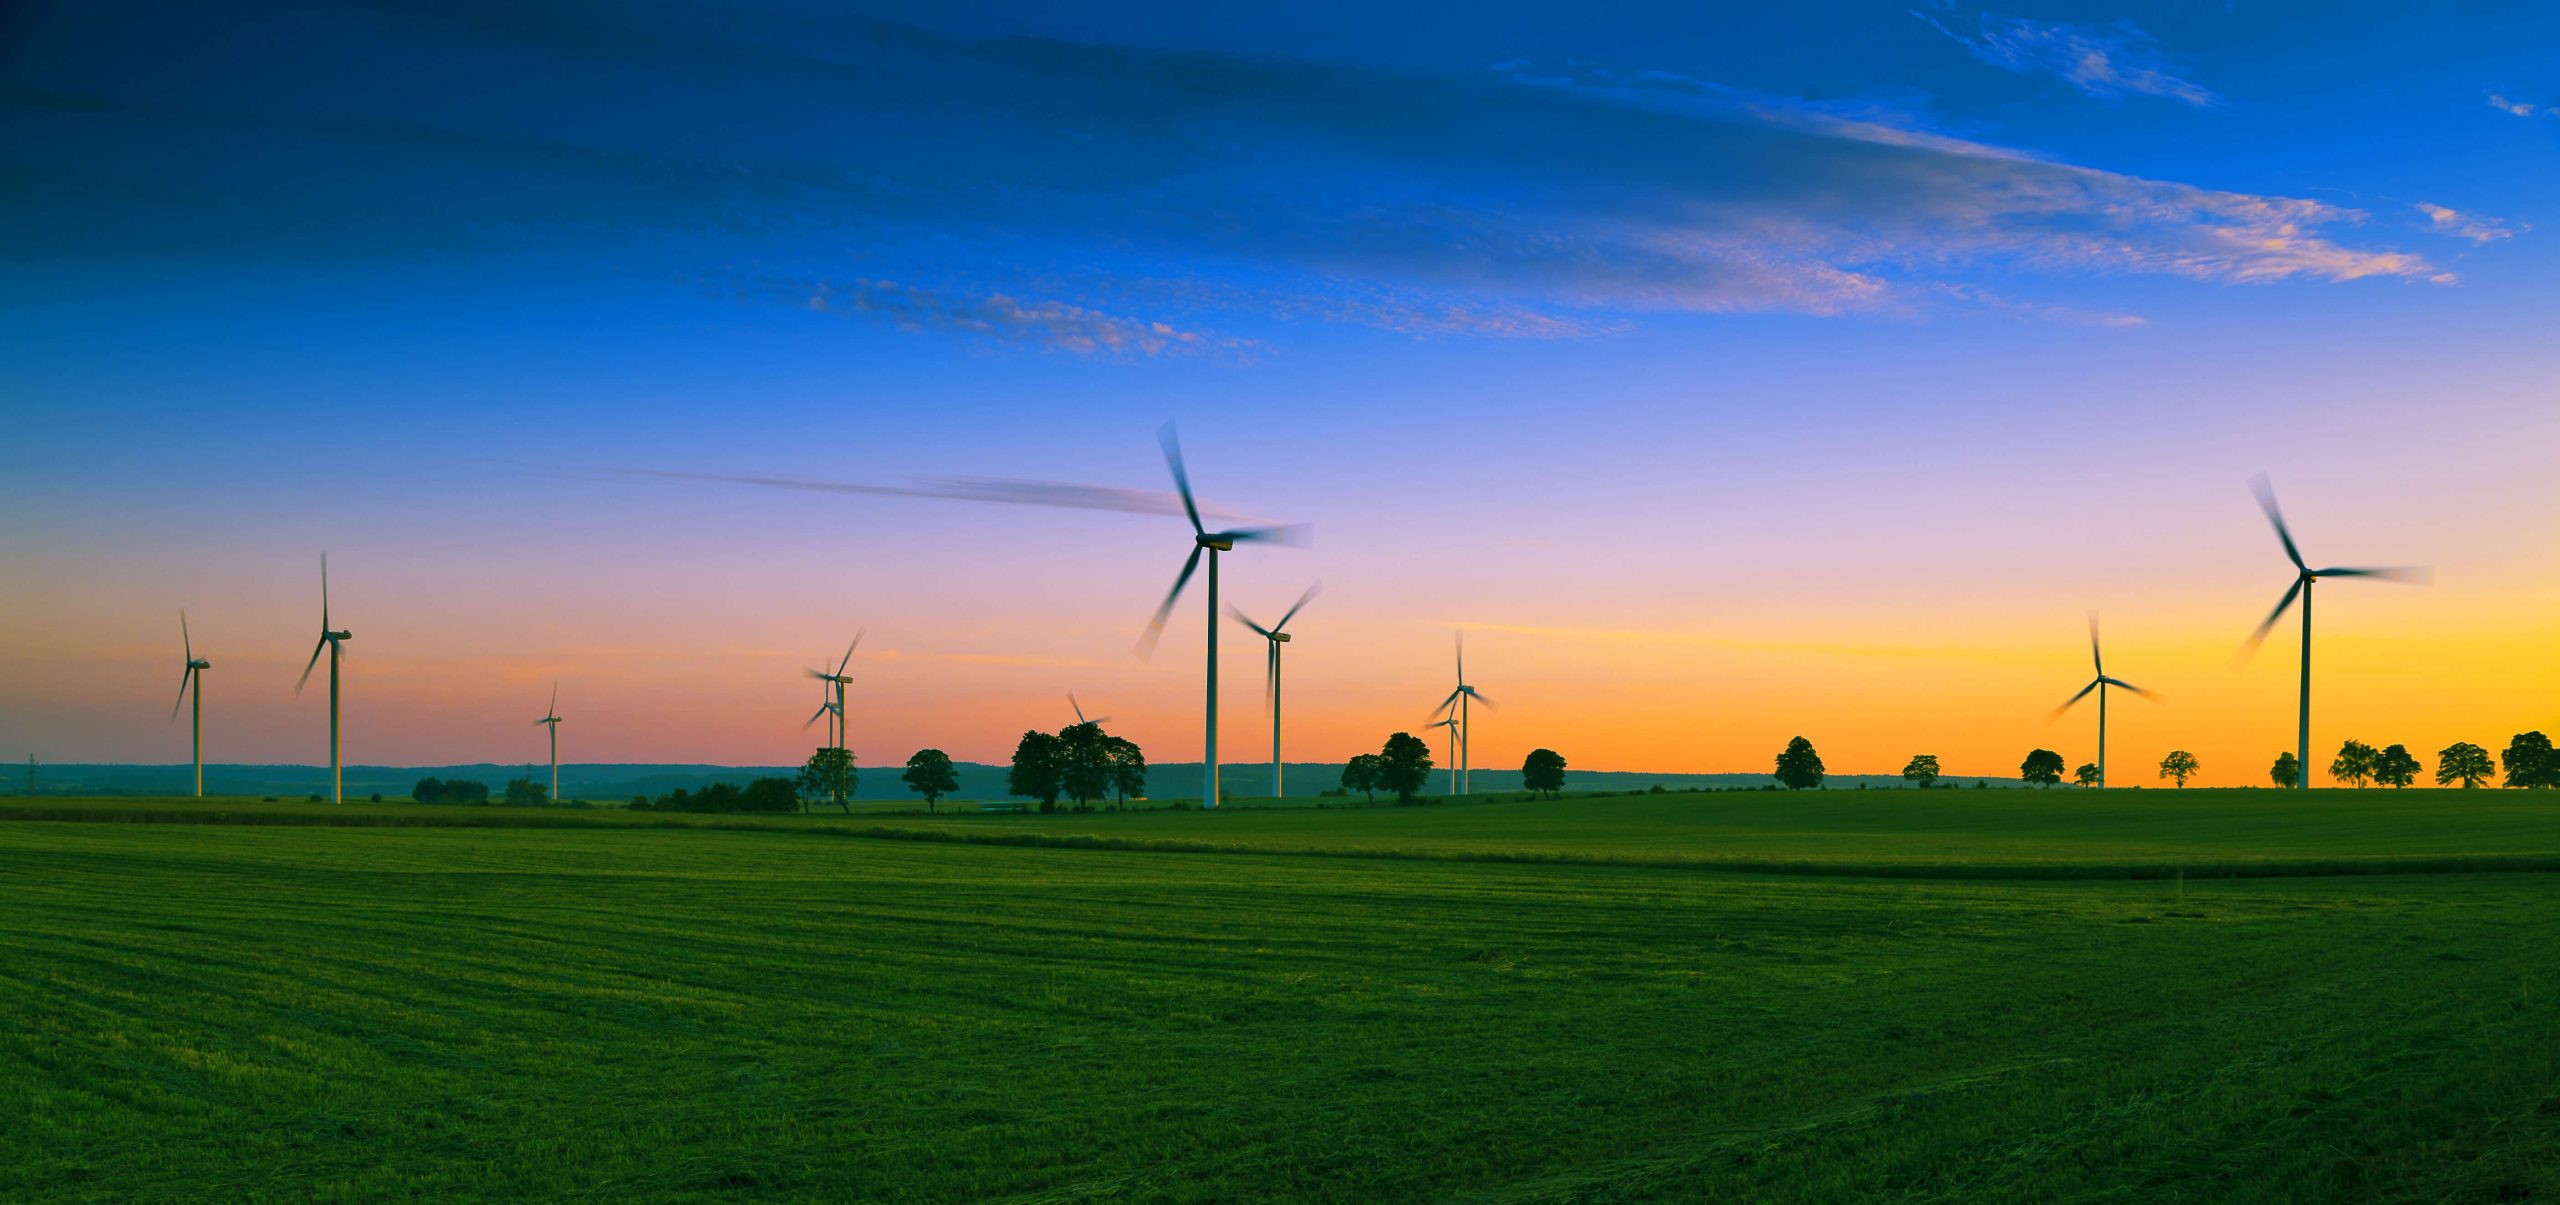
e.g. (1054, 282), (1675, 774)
(6, 822), (2560, 1201)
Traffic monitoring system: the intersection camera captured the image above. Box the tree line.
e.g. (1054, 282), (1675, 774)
(1771, 730), (2560, 790)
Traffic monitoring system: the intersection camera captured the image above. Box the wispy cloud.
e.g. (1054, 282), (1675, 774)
(2487, 94), (2538, 118)
(1917, 6), (2219, 107)
(621, 469), (1273, 525)
(2412, 202), (2522, 245)
(790, 278), (1251, 358)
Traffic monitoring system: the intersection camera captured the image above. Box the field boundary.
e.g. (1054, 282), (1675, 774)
(9, 801), (2560, 882)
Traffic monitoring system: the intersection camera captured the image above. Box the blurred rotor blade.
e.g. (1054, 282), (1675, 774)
(1214, 523), (1312, 548)
(2242, 579), (2306, 654)
(533, 715), (549, 727)
(803, 703), (831, 731)
(2248, 475), (2307, 572)
(805, 667), (832, 681)
(1465, 687), (1496, 711)
(296, 636), (327, 693)
(2314, 566), (2432, 585)
(1158, 422), (1204, 536)
(1226, 605), (1276, 638)
(320, 552), (330, 627)
(1273, 581), (1323, 632)
(171, 666), (193, 720)
(2100, 676), (2158, 700)
(1456, 630), (1465, 683)
(2086, 611), (2101, 676)
(1137, 545), (1205, 659)
(1070, 693), (1087, 724)
(838, 631), (863, 675)
(1265, 644), (1277, 708)
(181, 611), (192, 661)
(2047, 678), (2101, 719)
(549, 683), (557, 715)
(1430, 688), (1462, 719)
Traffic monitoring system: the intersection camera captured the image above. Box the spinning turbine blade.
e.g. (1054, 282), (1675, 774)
(1212, 523), (1312, 547)
(321, 553), (330, 627)
(2242, 578), (2306, 652)
(1464, 687), (1497, 710)
(1273, 581), (1322, 632)
(1158, 422), (1205, 536)
(182, 611), (193, 661)
(2314, 566), (2432, 584)
(2249, 475), (2307, 573)
(2048, 678), (2101, 719)
(297, 636), (327, 692)
(1227, 605), (1276, 639)
(1431, 688), (1462, 719)
(1137, 545), (1204, 659)
(2099, 676), (2157, 699)
(838, 632), (862, 676)
(803, 703), (832, 731)
(2087, 612), (2102, 676)
(172, 665), (193, 720)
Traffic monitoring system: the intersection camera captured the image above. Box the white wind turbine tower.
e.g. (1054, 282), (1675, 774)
(2049, 613), (2155, 788)
(295, 554), (352, 805)
(1231, 582), (1321, 800)
(2242, 474), (2430, 790)
(1430, 633), (1494, 795)
(171, 612), (209, 797)
(1139, 423), (1304, 809)
(1425, 716), (1458, 797)
(534, 684), (562, 803)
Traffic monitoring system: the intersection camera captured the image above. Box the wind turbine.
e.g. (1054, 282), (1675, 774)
(1231, 582), (1321, 800)
(2049, 613), (2154, 788)
(171, 612), (209, 797)
(803, 634), (860, 809)
(1430, 633), (1494, 795)
(295, 554), (352, 805)
(534, 684), (561, 804)
(1425, 716), (1458, 797)
(1139, 423), (1303, 809)
(1069, 694), (1112, 726)
(2243, 474), (2429, 790)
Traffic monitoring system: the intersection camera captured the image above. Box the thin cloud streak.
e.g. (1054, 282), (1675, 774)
(2413, 202), (2522, 245)
(1916, 5), (2219, 107)
(624, 469), (1267, 524)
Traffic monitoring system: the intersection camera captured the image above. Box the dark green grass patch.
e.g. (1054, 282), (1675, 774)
(4, 822), (2559, 1201)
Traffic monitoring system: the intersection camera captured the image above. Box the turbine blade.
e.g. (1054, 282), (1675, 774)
(320, 552), (330, 627)
(1226, 605), (1275, 638)
(1265, 643), (1277, 708)
(1158, 422), (1205, 536)
(2313, 566), (2432, 585)
(2100, 676), (2158, 700)
(805, 667), (831, 681)
(1136, 545), (1204, 659)
(172, 665), (192, 720)
(1466, 687), (1496, 711)
(296, 636), (327, 693)
(1456, 630), (1465, 685)
(1273, 581), (1322, 632)
(804, 704), (830, 731)
(2087, 611), (2101, 676)
(1213, 523), (1312, 548)
(2242, 578), (2306, 653)
(2248, 474), (2307, 572)
(1430, 689), (1461, 719)
(838, 632), (862, 675)
(1069, 694), (1087, 724)
(181, 611), (192, 661)
(2047, 678), (2101, 719)
(549, 683), (557, 714)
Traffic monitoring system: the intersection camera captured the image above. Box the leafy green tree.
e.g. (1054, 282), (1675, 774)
(2330, 739), (2377, 788)
(1774, 737), (1826, 790)
(2506, 731), (2557, 788)
(2019, 748), (2065, 788)
(2158, 750), (2200, 788)
(412, 776), (445, 803)
(1058, 721), (1113, 811)
(798, 746), (856, 812)
(1107, 737), (1147, 807)
(2270, 751), (2300, 789)
(503, 776), (549, 806)
(2436, 741), (2494, 789)
(1901, 754), (1941, 789)
(740, 777), (800, 813)
(2073, 762), (2101, 788)
(1378, 732), (1433, 804)
(1521, 748), (1566, 798)
(2373, 743), (2421, 789)
(1009, 730), (1065, 811)
(902, 748), (958, 812)
(1341, 754), (1381, 801)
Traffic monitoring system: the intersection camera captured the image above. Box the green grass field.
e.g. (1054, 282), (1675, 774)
(7, 790), (2560, 1200)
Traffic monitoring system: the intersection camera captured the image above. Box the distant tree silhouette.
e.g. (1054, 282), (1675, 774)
(2019, 748), (2064, 788)
(2436, 741), (2494, 789)
(414, 776), (490, 805)
(1058, 721), (1113, 811)
(2505, 731), (2557, 788)
(1378, 733), (1433, 804)
(503, 776), (549, 807)
(2270, 751), (2301, 789)
(1106, 737), (1147, 807)
(902, 748), (958, 812)
(798, 747), (855, 812)
(1521, 748), (1567, 798)
(1341, 754), (1382, 801)
(1009, 730), (1065, 811)
(2373, 743), (2421, 789)
(2073, 762), (2102, 788)
(739, 777), (800, 813)
(2330, 739), (2378, 788)
(412, 776), (444, 803)
(1774, 737), (1826, 790)
(1901, 755), (1941, 789)
(2158, 750), (2200, 788)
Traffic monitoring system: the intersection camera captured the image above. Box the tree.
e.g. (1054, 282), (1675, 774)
(902, 748), (958, 812)
(1341, 754), (1381, 801)
(503, 776), (550, 807)
(2158, 750), (2199, 788)
(2329, 739), (2377, 788)
(1901, 755), (1941, 789)
(739, 777), (800, 813)
(1521, 748), (1566, 798)
(1008, 730), (1065, 811)
(2019, 748), (2064, 788)
(1058, 721), (1113, 811)
(2436, 741), (2494, 789)
(1106, 737), (1147, 807)
(1377, 732), (1433, 804)
(798, 746), (856, 812)
(2506, 731), (2557, 788)
(2373, 743), (2421, 789)
(2073, 762), (2102, 788)
(1774, 737), (1826, 790)
(2270, 751), (2300, 789)
(412, 776), (445, 803)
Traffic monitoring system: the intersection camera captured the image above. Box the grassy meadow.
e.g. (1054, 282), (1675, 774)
(6, 789), (2560, 1200)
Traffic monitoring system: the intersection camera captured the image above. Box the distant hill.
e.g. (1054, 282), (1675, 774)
(4, 762), (2040, 802)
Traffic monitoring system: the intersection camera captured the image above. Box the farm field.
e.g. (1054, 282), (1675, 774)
(6, 800), (2560, 1201)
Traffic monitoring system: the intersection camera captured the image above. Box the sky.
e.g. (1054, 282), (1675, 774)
(3, 0), (2556, 788)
